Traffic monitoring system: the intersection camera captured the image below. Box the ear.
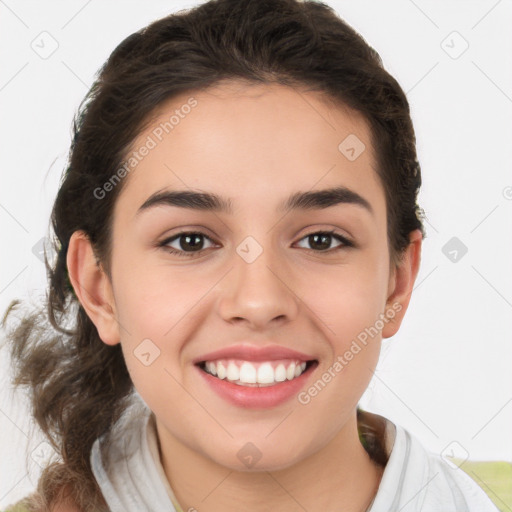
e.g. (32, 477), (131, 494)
(66, 230), (120, 346)
(382, 229), (422, 338)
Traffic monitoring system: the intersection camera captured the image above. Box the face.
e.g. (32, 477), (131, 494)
(80, 81), (414, 471)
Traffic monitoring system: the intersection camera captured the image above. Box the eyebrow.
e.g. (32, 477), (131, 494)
(136, 186), (373, 217)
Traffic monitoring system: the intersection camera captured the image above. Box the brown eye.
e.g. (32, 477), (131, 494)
(160, 231), (215, 257)
(295, 231), (354, 252)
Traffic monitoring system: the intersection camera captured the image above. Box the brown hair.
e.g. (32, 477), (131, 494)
(1, 0), (424, 509)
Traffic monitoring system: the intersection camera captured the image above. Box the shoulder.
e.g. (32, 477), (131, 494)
(366, 417), (500, 512)
(398, 428), (500, 511)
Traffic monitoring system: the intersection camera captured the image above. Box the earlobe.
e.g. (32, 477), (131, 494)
(382, 229), (423, 339)
(66, 230), (120, 346)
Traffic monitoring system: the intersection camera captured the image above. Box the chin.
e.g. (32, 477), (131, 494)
(206, 443), (309, 473)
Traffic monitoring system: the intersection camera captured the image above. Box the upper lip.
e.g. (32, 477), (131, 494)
(193, 344), (317, 364)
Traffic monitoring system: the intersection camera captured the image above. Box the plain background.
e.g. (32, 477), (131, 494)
(1, 0), (511, 507)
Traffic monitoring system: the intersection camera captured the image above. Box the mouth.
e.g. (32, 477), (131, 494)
(195, 358), (319, 409)
(196, 358), (318, 387)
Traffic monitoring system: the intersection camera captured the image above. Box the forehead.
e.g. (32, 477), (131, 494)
(114, 81), (385, 220)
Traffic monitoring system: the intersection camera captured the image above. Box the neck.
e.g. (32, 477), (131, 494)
(156, 409), (384, 512)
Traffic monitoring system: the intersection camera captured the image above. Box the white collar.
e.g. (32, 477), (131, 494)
(91, 396), (497, 512)
(90, 395), (178, 511)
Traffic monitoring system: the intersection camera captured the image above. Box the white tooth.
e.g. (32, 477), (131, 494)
(207, 362), (217, 376)
(286, 362), (296, 380)
(226, 361), (240, 381)
(274, 364), (287, 382)
(239, 362), (257, 383)
(294, 364), (302, 378)
(257, 363), (275, 384)
(300, 362), (307, 372)
(216, 361), (226, 379)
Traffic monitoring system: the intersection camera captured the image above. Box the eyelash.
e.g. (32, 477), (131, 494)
(158, 229), (355, 258)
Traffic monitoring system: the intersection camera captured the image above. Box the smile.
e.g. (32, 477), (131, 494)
(199, 359), (312, 387)
(196, 358), (319, 408)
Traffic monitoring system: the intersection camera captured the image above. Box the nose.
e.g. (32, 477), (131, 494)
(217, 241), (300, 330)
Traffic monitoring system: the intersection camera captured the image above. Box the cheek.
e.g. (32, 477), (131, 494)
(296, 257), (386, 397)
(111, 255), (214, 389)
(301, 260), (387, 335)
(113, 249), (201, 334)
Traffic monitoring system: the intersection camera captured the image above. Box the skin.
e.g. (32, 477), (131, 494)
(67, 81), (422, 512)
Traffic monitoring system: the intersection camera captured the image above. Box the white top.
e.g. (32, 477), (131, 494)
(90, 395), (499, 512)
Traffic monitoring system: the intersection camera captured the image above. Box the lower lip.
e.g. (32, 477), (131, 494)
(196, 362), (318, 409)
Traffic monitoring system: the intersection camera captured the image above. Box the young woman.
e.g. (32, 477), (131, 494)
(2, 0), (500, 511)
